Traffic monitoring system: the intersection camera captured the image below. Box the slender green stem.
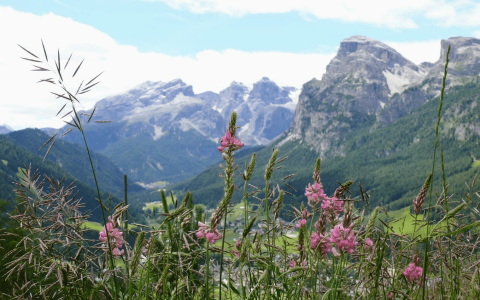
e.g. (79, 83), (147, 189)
(219, 211), (228, 299)
(124, 175), (131, 299)
(422, 44), (450, 300)
(79, 129), (119, 299)
(206, 242), (210, 299)
(243, 182), (248, 232)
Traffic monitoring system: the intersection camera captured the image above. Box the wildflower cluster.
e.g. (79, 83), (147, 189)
(329, 224), (358, 254)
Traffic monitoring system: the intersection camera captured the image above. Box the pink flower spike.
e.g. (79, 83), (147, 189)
(99, 230), (108, 242)
(330, 224), (358, 254)
(387, 292), (393, 300)
(196, 227), (205, 238)
(365, 238), (373, 250)
(198, 222), (207, 228)
(206, 232), (215, 244)
(112, 247), (124, 256)
(289, 259), (295, 268)
(218, 130), (245, 152)
(310, 232), (331, 257)
(296, 219), (307, 228)
(305, 182), (326, 205)
(232, 249), (240, 258)
(235, 239), (242, 250)
(302, 260), (308, 270)
(402, 262), (424, 285)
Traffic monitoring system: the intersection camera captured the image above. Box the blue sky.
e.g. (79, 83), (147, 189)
(2, 0), (480, 129)
(4, 0), (479, 55)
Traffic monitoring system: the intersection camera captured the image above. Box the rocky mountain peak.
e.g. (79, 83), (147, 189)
(288, 35), (428, 156)
(248, 77), (293, 106)
(96, 78), (194, 114)
(439, 37), (480, 63)
(338, 36), (414, 69)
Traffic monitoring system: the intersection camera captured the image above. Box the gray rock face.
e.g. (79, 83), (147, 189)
(289, 36), (427, 156)
(236, 78), (297, 145)
(0, 124), (13, 135)
(197, 78), (297, 144)
(378, 36), (480, 125)
(287, 35), (480, 157)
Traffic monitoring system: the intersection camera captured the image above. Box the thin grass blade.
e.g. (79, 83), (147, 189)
(41, 39), (48, 61)
(85, 71), (104, 87)
(39, 134), (57, 151)
(18, 44), (39, 58)
(43, 139), (56, 161)
(87, 107), (96, 123)
(72, 59), (83, 77)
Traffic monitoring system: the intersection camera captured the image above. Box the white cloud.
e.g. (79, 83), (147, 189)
(148, 0), (480, 29)
(383, 40), (441, 64)
(424, 0), (480, 27)
(0, 6), (335, 130)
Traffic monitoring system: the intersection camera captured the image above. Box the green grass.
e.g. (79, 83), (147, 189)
(227, 202), (248, 222)
(81, 221), (104, 232)
(143, 194), (177, 212)
(82, 221), (137, 232)
(473, 160), (480, 168)
(1, 159), (7, 166)
(383, 206), (447, 237)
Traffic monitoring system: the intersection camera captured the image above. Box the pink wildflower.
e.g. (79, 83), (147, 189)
(321, 196), (344, 219)
(305, 182), (326, 205)
(206, 229), (223, 244)
(402, 262), (424, 285)
(112, 247), (125, 256)
(235, 239), (242, 250)
(196, 221), (207, 238)
(196, 229), (205, 238)
(196, 222), (222, 244)
(296, 219), (307, 228)
(217, 131), (244, 152)
(387, 292), (393, 299)
(365, 238), (373, 250)
(329, 224), (358, 254)
(99, 221), (124, 257)
(232, 249), (240, 258)
(289, 259), (295, 268)
(310, 232), (331, 257)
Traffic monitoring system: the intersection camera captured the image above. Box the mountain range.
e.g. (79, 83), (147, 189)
(3, 35), (480, 219)
(171, 36), (480, 216)
(56, 77), (297, 184)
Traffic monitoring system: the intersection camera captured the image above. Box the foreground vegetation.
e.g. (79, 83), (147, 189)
(1, 42), (480, 300)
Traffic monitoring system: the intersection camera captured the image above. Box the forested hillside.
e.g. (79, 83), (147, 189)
(0, 135), (128, 222)
(7, 128), (144, 199)
(171, 81), (480, 219)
